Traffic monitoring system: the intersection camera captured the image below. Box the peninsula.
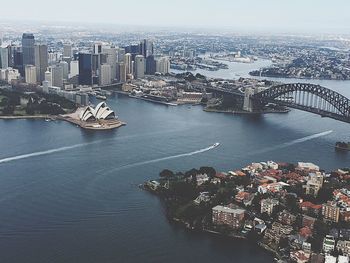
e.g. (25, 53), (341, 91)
(143, 162), (350, 262)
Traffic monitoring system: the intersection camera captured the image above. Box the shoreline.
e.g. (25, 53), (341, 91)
(0, 115), (57, 120)
(203, 108), (290, 114)
(0, 114), (126, 130)
(141, 185), (280, 259)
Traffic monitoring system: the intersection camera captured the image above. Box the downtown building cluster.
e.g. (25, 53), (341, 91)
(0, 33), (170, 105)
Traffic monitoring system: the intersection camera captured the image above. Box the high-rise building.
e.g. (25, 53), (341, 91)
(69, 60), (79, 78)
(117, 48), (126, 63)
(59, 61), (69, 80)
(117, 62), (126, 83)
(124, 44), (140, 61)
(14, 50), (23, 75)
(45, 70), (52, 86)
(102, 46), (117, 81)
(50, 65), (63, 88)
(93, 43), (102, 54)
(124, 53), (132, 75)
(140, 39), (154, 58)
(0, 47), (9, 69)
(156, 57), (170, 74)
(146, 55), (156, 75)
(134, 55), (145, 79)
(22, 33), (35, 67)
(99, 64), (111, 86)
(78, 53), (92, 85)
(63, 44), (72, 58)
(34, 44), (48, 83)
(24, 65), (37, 84)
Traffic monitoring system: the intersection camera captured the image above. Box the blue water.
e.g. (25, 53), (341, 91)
(0, 61), (349, 262)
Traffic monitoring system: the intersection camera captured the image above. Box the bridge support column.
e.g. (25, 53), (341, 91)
(243, 88), (255, 112)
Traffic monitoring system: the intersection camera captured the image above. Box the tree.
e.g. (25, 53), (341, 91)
(199, 166), (216, 178)
(279, 237), (289, 249)
(2, 105), (14, 115)
(285, 194), (300, 214)
(159, 169), (174, 178)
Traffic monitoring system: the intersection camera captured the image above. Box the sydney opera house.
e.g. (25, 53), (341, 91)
(79, 102), (116, 122)
(60, 102), (125, 130)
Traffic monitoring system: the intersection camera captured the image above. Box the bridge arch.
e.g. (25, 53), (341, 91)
(252, 83), (350, 122)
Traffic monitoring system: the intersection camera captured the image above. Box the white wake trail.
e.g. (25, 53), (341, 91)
(0, 142), (98, 164)
(103, 144), (219, 173)
(250, 130), (333, 155)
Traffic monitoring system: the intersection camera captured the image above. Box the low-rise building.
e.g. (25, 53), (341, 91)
(290, 250), (310, 263)
(325, 255), (337, 263)
(235, 191), (254, 206)
(302, 215), (317, 229)
(194, 192), (211, 204)
(260, 198), (279, 215)
(278, 210), (297, 225)
(322, 201), (340, 223)
(300, 201), (322, 216)
(264, 222), (293, 243)
(212, 205), (245, 229)
(303, 172), (324, 197)
(337, 240), (350, 256)
(338, 255), (349, 263)
(323, 235), (336, 254)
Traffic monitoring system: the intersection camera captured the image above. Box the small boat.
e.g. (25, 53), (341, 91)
(45, 119), (51, 122)
(96, 95), (107, 100)
(213, 142), (220, 148)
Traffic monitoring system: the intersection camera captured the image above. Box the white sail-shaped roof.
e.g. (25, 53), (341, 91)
(80, 102), (115, 121)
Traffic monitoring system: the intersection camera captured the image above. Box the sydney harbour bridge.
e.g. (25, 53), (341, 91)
(207, 83), (350, 124)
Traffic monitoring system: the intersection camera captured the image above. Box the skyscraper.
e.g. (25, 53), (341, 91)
(34, 44), (48, 83)
(78, 53), (92, 85)
(140, 39), (154, 58)
(117, 62), (126, 83)
(124, 53), (132, 75)
(0, 47), (9, 69)
(146, 55), (156, 75)
(59, 61), (69, 80)
(102, 46), (117, 81)
(24, 65), (37, 84)
(63, 44), (72, 58)
(69, 60), (79, 78)
(134, 55), (145, 79)
(117, 48), (126, 63)
(156, 57), (170, 74)
(99, 64), (111, 86)
(50, 65), (63, 88)
(22, 33), (35, 67)
(45, 70), (52, 86)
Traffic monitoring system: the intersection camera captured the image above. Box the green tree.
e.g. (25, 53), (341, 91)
(160, 169), (174, 178)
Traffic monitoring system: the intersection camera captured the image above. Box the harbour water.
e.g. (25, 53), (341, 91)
(0, 60), (349, 262)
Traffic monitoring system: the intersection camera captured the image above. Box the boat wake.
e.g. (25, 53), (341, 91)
(0, 128), (195, 165)
(0, 142), (99, 164)
(102, 143), (220, 173)
(249, 130), (333, 156)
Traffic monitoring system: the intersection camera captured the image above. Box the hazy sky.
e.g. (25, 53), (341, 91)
(2, 0), (350, 33)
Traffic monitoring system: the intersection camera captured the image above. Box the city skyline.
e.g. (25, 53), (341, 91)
(2, 0), (350, 34)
